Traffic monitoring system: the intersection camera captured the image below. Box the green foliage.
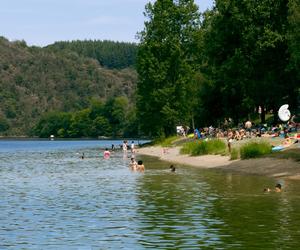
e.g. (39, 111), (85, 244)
(137, 0), (201, 137)
(180, 139), (226, 156)
(1, 0), (300, 137)
(0, 115), (9, 132)
(180, 141), (198, 155)
(123, 108), (139, 138)
(154, 136), (178, 147)
(33, 96), (137, 138)
(91, 116), (112, 137)
(230, 148), (239, 160)
(240, 141), (272, 159)
(104, 96), (130, 137)
(0, 37), (137, 136)
(34, 112), (72, 138)
(46, 40), (137, 69)
(197, 0), (299, 125)
(287, 0), (300, 81)
(68, 109), (92, 137)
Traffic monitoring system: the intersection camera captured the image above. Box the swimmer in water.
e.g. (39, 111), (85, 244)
(137, 160), (145, 172)
(275, 183), (282, 192)
(103, 148), (111, 159)
(129, 157), (137, 171)
(170, 165), (176, 172)
(264, 183), (282, 192)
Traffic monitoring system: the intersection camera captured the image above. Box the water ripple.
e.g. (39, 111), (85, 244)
(1, 141), (300, 249)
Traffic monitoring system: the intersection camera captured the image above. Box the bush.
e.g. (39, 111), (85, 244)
(180, 141), (196, 154)
(240, 141), (272, 159)
(180, 139), (226, 156)
(230, 148), (239, 160)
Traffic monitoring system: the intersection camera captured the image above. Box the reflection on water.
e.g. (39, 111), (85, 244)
(0, 141), (300, 249)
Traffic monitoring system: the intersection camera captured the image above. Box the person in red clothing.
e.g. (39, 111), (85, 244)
(103, 148), (111, 159)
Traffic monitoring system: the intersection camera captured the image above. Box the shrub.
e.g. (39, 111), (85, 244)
(180, 139), (226, 156)
(230, 148), (239, 160)
(240, 141), (272, 159)
(180, 141), (196, 154)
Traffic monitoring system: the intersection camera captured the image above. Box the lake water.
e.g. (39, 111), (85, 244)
(1, 140), (300, 249)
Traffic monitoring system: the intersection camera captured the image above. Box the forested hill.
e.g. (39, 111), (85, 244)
(0, 37), (137, 136)
(46, 40), (137, 69)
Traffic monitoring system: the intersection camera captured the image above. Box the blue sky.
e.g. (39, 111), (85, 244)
(0, 0), (213, 47)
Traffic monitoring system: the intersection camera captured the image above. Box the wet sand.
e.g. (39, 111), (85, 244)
(137, 145), (300, 180)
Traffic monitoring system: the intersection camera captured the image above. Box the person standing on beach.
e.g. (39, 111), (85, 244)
(131, 141), (135, 154)
(227, 130), (233, 153)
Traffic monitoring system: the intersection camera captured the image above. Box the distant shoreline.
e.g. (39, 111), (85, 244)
(137, 145), (300, 180)
(0, 137), (150, 141)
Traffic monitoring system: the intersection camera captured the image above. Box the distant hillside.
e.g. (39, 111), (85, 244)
(0, 37), (137, 136)
(46, 40), (137, 69)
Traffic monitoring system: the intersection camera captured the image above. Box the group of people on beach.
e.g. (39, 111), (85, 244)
(192, 119), (299, 141)
(190, 119), (300, 153)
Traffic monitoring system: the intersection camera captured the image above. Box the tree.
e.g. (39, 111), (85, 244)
(137, 0), (201, 137)
(68, 109), (92, 137)
(287, 0), (300, 115)
(287, 0), (300, 78)
(0, 115), (9, 132)
(91, 116), (112, 137)
(34, 112), (71, 138)
(104, 96), (130, 137)
(199, 0), (298, 124)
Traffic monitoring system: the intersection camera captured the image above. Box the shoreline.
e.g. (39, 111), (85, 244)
(136, 145), (300, 180)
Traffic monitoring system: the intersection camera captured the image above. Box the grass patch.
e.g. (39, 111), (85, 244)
(230, 148), (239, 160)
(180, 139), (226, 156)
(240, 141), (272, 159)
(154, 136), (178, 147)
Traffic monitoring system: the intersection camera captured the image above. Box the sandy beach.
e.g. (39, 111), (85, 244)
(137, 145), (300, 180)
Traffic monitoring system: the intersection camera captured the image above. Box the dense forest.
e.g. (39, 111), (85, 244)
(0, 37), (137, 136)
(46, 40), (137, 69)
(137, 0), (300, 137)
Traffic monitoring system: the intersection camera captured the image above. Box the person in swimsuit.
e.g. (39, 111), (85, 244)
(103, 148), (111, 159)
(137, 160), (145, 172)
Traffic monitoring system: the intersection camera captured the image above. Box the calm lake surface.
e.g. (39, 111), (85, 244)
(1, 140), (300, 249)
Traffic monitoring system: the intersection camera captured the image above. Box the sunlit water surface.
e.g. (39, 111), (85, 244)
(1, 140), (300, 249)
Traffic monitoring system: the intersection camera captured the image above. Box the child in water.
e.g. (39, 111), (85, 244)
(129, 157), (137, 171)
